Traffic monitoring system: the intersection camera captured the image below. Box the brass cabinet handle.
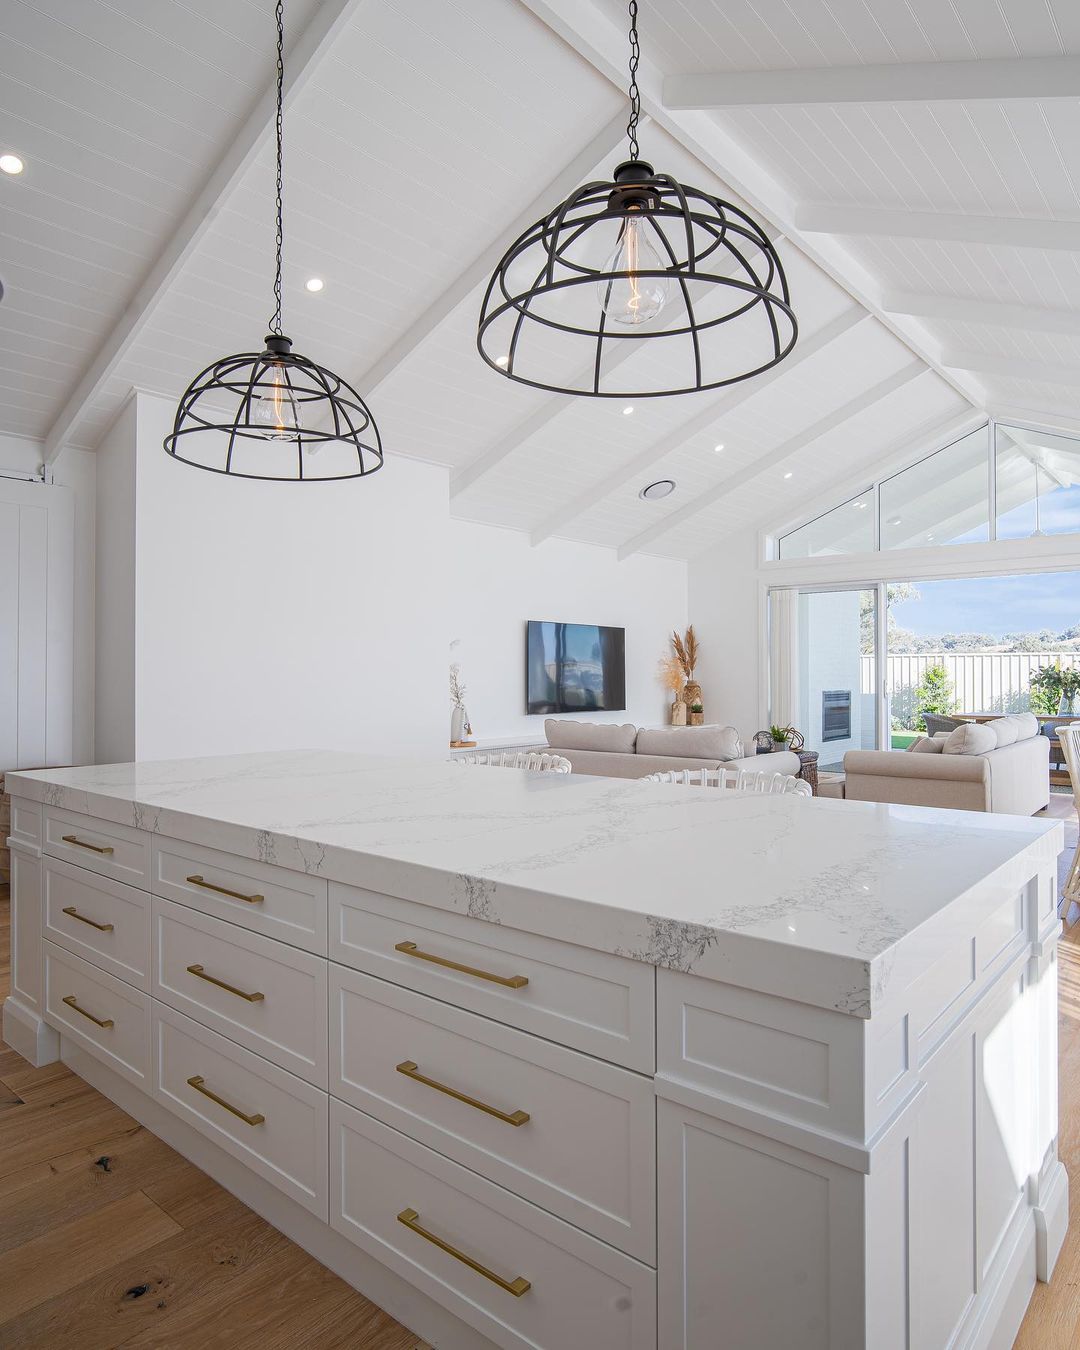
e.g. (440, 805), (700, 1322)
(396, 1208), (531, 1296)
(396, 1060), (530, 1126)
(62, 834), (114, 856)
(186, 964), (264, 1003)
(62, 994), (114, 1028)
(62, 906), (114, 933)
(394, 941), (528, 989)
(187, 1075), (265, 1126)
(186, 875), (264, 904)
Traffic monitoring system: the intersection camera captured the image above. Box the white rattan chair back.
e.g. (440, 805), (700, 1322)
(642, 766), (811, 796)
(1057, 724), (1080, 904)
(455, 750), (572, 773)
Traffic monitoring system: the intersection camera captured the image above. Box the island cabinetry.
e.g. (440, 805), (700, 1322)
(43, 940), (151, 1089)
(43, 855), (150, 990)
(43, 804), (150, 888)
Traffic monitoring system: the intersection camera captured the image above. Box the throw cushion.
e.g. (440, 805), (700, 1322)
(986, 717), (1019, 748)
(907, 737), (945, 754)
(636, 724), (743, 761)
(1008, 712), (1039, 742)
(544, 719), (638, 753)
(942, 722), (998, 756)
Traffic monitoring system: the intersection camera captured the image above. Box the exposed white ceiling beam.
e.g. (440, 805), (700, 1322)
(529, 306), (869, 546)
(514, 0), (983, 412)
(40, 0), (367, 464)
(617, 361), (927, 560)
(662, 56), (1080, 110)
(882, 292), (1080, 337)
(987, 405), (1080, 441)
(352, 110), (630, 397)
(798, 205), (1080, 252)
(944, 351), (1080, 387)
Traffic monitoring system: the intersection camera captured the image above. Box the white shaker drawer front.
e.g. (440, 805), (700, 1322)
(152, 897), (328, 1088)
(44, 807), (150, 888)
(330, 884), (654, 1072)
(43, 940), (151, 1088)
(43, 856), (150, 991)
(331, 1100), (656, 1350)
(330, 966), (655, 1263)
(152, 837), (327, 955)
(153, 1003), (328, 1218)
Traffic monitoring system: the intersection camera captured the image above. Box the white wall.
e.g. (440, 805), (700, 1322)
(0, 431), (95, 765)
(688, 527), (764, 747)
(94, 401), (136, 763)
(449, 520), (688, 739)
(129, 393), (450, 761)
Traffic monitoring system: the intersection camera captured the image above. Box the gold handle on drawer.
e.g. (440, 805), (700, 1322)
(61, 906), (114, 933)
(62, 834), (114, 856)
(396, 1061), (530, 1126)
(186, 875), (264, 904)
(62, 994), (114, 1028)
(394, 941), (528, 989)
(396, 1208), (531, 1296)
(186, 1075), (265, 1126)
(186, 964), (264, 1003)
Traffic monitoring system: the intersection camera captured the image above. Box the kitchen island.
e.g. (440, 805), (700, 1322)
(2, 750), (1069, 1349)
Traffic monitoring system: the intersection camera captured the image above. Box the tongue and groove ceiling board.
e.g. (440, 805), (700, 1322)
(3, 0), (1078, 558)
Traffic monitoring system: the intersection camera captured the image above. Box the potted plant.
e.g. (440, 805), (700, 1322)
(689, 700), (705, 727)
(658, 654), (687, 725)
(769, 724), (790, 751)
(1030, 663), (1080, 717)
(672, 626), (701, 712)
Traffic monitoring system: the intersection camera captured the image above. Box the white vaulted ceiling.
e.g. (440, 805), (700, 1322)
(2, 0), (1077, 560)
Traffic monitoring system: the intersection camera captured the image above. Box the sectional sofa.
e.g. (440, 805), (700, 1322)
(543, 719), (800, 780)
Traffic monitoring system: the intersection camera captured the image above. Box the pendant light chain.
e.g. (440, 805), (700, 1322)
(270, 0), (285, 336)
(626, 0), (641, 162)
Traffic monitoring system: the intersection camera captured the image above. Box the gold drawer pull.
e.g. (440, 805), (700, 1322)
(62, 834), (114, 856)
(186, 875), (264, 904)
(62, 906), (114, 933)
(187, 1075), (265, 1126)
(186, 964), (264, 1003)
(396, 1060), (530, 1126)
(396, 1208), (531, 1297)
(394, 941), (528, 989)
(62, 994), (114, 1029)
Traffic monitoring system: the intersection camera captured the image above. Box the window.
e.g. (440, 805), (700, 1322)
(879, 426), (990, 550)
(995, 422), (1080, 540)
(777, 489), (874, 559)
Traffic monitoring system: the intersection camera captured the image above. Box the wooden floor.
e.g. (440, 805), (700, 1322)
(0, 884), (427, 1350)
(1, 805), (1079, 1347)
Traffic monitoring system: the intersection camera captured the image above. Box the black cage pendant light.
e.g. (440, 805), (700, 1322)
(164, 1), (382, 480)
(478, 1), (797, 399)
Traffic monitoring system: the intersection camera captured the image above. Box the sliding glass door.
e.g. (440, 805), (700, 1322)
(769, 585), (884, 772)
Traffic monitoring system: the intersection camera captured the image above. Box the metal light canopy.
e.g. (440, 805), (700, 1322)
(477, 3), (796, 398)
(164, 1), (382, 481)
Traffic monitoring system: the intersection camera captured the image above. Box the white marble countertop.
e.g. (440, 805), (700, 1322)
(8, 750), (1064, 1019)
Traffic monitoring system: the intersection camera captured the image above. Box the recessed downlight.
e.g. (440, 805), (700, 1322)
(622, 405), (634, 416)
(639, 478), (676, 501)
(783, 471), (793, 479)
(0, 153), (24, 175)
(713, 442), (724, 453)
(495, 354), (509, 367)
(888, 516), (902, 526)
(305, 277), (324, 292)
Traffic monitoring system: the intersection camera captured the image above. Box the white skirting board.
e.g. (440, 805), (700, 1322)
(59, 1037), (502, 1350)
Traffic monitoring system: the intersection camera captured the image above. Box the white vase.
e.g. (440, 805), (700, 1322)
(450, 705), (465, 743)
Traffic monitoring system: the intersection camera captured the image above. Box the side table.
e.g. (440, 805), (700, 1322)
(796, 749), (819, 794)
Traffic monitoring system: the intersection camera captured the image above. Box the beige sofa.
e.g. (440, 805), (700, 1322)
(844, 714), (1050, 815)
(544, 719), (800, 780)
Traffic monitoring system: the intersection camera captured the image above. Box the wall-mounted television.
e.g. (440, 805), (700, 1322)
(526, 620), (626, 715)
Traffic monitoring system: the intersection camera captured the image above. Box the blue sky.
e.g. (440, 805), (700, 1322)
(890, 572), (1080, 637)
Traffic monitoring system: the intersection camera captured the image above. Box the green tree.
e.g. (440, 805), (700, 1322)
(913, 663), (954, 731)
(859, 582), (921, 654)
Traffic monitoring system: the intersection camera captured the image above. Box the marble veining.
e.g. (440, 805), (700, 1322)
(8, 749), (1063, 1018)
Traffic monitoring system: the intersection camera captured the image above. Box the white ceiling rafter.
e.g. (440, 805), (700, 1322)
(944, 352), (1080, 387)
(529, 306), (869, 546)
(662, 57), (1080, 110)
(39, 0), (366, 464)
(882, 294), (1080, 338)
(512, 0), (983, 414)
(351, 109), (630, 403)
(797, 206), (1080, 252)
(617, 360), (929, 560)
